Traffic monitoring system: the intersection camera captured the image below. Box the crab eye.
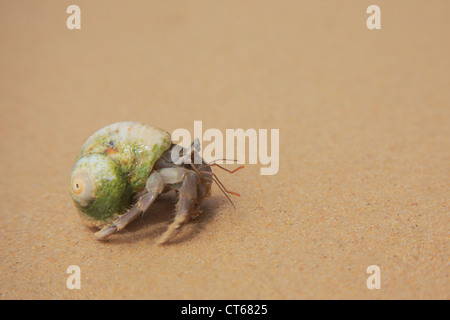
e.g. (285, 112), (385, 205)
(70, 172), (95, 206)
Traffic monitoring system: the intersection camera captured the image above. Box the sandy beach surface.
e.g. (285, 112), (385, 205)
(0, 1), (448, 299)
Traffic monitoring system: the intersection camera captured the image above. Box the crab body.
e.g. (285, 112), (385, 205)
(69, 121), (219, 244)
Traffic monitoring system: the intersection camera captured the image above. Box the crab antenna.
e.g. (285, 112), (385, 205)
(207, 158), (240, 164)
(211, 175), (236, 209)
(196, 171), (238, 208)
(210, 158), (238, 162)
(186, 155), (241, 208)
(203, 163), (244, 174)
(200, 171), (241, 197)
(187, 160), (206, 182)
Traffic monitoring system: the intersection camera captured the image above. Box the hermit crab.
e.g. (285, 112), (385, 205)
(69, 121), (242, 244)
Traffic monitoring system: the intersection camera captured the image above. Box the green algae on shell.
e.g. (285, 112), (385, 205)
(69, 122), (171, 226)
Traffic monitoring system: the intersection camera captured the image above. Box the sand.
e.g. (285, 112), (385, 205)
(0, 1), (448, 299)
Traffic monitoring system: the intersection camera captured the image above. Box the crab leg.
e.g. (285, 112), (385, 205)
(95, 171), (164, 240)
(158, 171), (199, 244)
